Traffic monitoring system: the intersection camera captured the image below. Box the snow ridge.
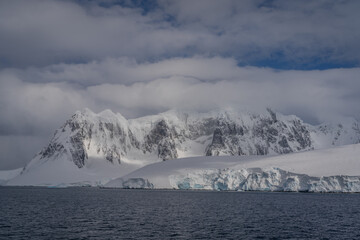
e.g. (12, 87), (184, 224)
(26, 108), (360, 171)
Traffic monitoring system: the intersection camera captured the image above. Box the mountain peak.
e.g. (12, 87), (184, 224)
(19, 108), (360, 178)
(98, 109), (116, 117)
(78, 107), (95, 115)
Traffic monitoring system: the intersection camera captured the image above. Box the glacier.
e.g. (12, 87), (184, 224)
(105, 143), (360, 192)
(168, 168), (360, 192)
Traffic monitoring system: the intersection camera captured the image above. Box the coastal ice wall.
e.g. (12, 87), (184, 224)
(106, 167), (360, 193)
(169, 168), (360, 192)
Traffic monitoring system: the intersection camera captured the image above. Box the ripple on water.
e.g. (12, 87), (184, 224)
(1, 188), (360, 239)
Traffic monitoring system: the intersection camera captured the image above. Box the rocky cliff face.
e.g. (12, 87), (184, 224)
(33, 108), (360, 170)
(204, 112), (312, 156)
(144, 120), (178, 161)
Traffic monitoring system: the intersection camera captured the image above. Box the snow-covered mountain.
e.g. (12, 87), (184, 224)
(106, 143), (360, 192)
(7, 108), (360, 187)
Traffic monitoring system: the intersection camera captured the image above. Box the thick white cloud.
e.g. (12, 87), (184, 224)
(85, 65), (360, 123)
(12, 57), (244, 85)
(2, 56), (360, 125)
(0, 0), (200, 67)
(0, 0), (360, 67)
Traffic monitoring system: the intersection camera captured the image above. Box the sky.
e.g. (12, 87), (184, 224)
(1, 0), (360, 169)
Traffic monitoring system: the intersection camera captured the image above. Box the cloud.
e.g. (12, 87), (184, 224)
(158, 0), (360, 67)
(0, 135), (48, 169)
(85, 65), (360, 123)
(0, 0), (360, 68)
(1, 56), (360, 137)
(0, 0), (199, 67)
(10, 56), (262, 86)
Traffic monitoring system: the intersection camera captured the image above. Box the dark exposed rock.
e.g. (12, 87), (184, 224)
(144, 120), (178, 160)
(267, 108), (277, 123)
(278, 136), (290, 148)
(212, 128), (225, 146)
(255, 144), (268, 155)
(128, 129), (140, 149)
(158, 139), (177, 161)
(40, 142), (65, 159)
(206, 128), (225, 156)
(105, 147), (121, 164)
(278, 136), (292, 154)
(290, 120), (312, 149)
(69, 133), (87, 168)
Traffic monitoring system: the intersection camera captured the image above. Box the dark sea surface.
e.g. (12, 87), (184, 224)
(1, 187), (360, 240)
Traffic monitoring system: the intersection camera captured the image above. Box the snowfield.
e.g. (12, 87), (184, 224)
(105, 143), (360, 192)
(6, 155), (140, 187)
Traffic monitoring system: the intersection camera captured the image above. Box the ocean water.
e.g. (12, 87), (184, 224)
(1, 187), (360, 239)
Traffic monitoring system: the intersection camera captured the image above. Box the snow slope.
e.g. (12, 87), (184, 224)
(6, 156), (139, 187)
(105, 143), (360, 192)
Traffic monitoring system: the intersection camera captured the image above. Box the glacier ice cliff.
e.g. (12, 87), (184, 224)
(104, 143), (360, 193)
(106, 168), (360, 193)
